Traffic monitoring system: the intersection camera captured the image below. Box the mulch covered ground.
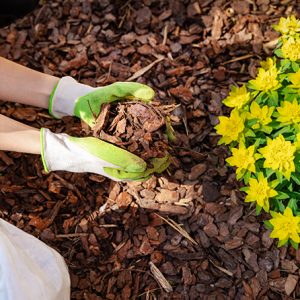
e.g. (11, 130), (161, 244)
(1, 0), (300, 299)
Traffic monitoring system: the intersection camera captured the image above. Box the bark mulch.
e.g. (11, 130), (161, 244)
(1, 0), (300, 299)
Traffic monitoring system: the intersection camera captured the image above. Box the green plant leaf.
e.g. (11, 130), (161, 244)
(245, 128), (256, 138)
(256, 205), (262, 215)
(292, 62), (300, 72)
(265, 168), (275, 179)
(278, 238), (288, 247)
(263, 220), (273, 230)
(268, 91), (278, 106)
(280, 59), (291, 72)
(274, 198), (285, 212)
(272, 125), (291, 138)
(290, 239), (299, 249)
(275, 191), (290, 200)
(275, 171), (283, 183)
(291, 174), (300, 185)
(287, 198), (297, 213)
(274, 49), (283, 58)
(243, 171), (251, 184)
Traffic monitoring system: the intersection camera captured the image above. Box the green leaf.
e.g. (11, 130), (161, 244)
(260, 125), (273, 134)
(255, 92), (267, 104)
(243, 171), (251, 185)
(256, 205), (262, 215)
(244, 128), (256, 138)
(253, 138), (266, 148)
(280, 59), (291, 72)
(292, 62), (300, 72)
(287, 198), (297, 213)
(268, 91), (278, 106)
(274, 49), (283, 58)
(240, 186), (248, 192)
(264, 220), (273, 230)
(251, 91), (260, 98)
(294, 159), (300, 172)
(275, 191), (290, 200)
(165, 116), (177, 143)
(291, 174), (300, 185)
(278, 238), (289, 247)
(272, 125), (291, 138)
(274, 198), (285, 212)
(290, 239), (299, 249)
(276, 171), (283, 183)
(246, 118), (259, 127)
(265, 168), (274, 179)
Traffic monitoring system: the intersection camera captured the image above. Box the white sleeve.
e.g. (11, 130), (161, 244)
(50, 76), (94, 118)
(0, 219), (70, 300)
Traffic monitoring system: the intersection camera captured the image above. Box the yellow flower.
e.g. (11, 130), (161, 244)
(282, 37), (300, 62)
(258, 135), (296, 180)
(226, 144), (256, 179)
(270, 207), (300, 244)
(247, 101), (274, 128)
(273, 16), (300, 36)
(223, 85), (250, 109)
(249, 66), (281, 92)
(288, 69), (300, 89)
(277, 99), (300, 125)
(215, 109), (245, 145)
(260, 57), (276, 71)
(244, 172), (277, 212)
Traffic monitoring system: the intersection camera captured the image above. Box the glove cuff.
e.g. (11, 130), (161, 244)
(49, 76), (94, 119)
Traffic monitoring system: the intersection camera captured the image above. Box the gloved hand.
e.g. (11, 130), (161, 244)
(40, 128), (169, 181)
(49, 77), (155, 126)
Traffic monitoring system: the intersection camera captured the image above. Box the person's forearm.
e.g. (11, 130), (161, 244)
(0, 114), (40, 154)
(0, 57), (59, 109)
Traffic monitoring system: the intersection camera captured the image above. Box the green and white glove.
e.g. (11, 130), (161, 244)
(49, 76), (155, 126)
(40, 128), (169, 181)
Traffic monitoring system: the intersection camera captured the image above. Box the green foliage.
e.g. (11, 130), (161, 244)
(215, 16), (300, 249)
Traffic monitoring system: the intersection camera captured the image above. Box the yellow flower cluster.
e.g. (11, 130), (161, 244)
(273, 16), (300, 36)
(215, 109), (244, 145)
(244, 172), (277, 212)
(270, 207), (300, 246)
(259, 135), (296, 180)
(281, 37), (300, 61)
(215, 16), (300, 248)
(249, 65), (281, 92)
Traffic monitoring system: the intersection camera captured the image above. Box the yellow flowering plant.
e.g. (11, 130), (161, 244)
(215, 16), (300, 249)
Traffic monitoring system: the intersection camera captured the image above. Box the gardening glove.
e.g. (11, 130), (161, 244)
(49, 76), (155, 126)
(40, 128), (169, 181)
(104, 155), (171, 181)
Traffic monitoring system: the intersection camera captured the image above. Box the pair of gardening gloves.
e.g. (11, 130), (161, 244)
(42, 77), (170, 181)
